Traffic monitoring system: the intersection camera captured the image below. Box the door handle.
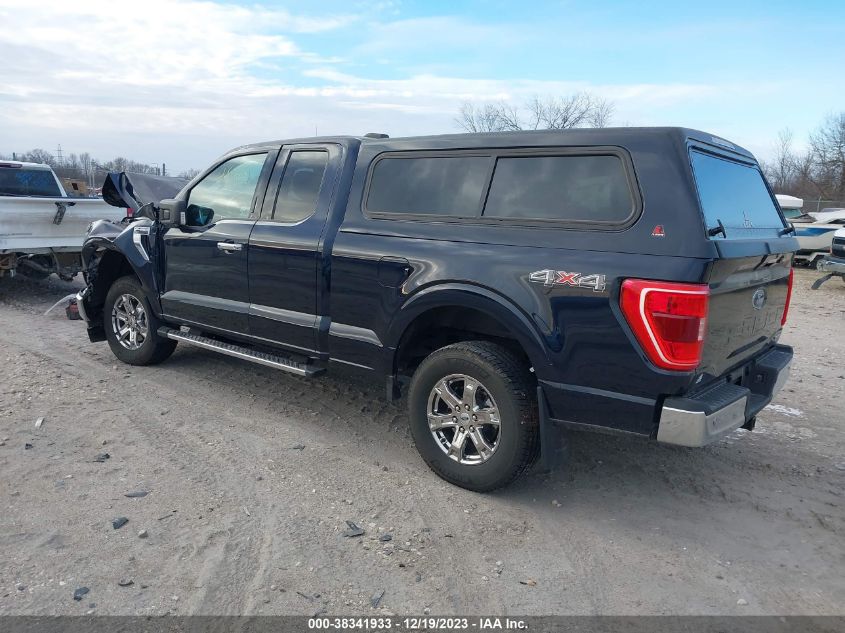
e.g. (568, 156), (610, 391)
(217, 242), (243, 252)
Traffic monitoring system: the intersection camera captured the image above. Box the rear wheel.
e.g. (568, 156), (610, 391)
(408, 341), (539, 492)
(105, 276), (176, 365)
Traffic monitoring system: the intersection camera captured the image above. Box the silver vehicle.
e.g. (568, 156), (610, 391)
(0, 161), (123, 279)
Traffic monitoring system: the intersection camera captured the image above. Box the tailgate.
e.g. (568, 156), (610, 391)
(0, 197), (121, 251)
(700, 255), (790, 376)
(689, 147), (794, 376)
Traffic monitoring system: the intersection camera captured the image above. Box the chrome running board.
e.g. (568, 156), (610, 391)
(159, 327), (322, 377)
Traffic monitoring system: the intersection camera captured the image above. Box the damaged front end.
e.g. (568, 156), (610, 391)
(76, 172), (186, 341)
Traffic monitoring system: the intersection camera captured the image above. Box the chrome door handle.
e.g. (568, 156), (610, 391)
(217, 242), (243, 252)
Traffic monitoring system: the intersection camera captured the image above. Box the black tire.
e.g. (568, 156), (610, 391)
(104, 275), (176, 366)
(408, 341), (539, 492)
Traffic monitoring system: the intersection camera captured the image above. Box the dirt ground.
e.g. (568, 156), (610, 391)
(0, 268), (843, 616)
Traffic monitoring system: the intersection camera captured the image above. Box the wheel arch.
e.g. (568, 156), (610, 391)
(82, 235), (161, 330)
(387, 283), (554, 381)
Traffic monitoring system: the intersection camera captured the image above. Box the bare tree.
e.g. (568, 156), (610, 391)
(589, 97), (615, 128)
(764, 128), (796, 191)
(178, 168), (201, 179)
(2, 146), (197, 188)
(456, 93), (615, 133)
(21, 148), (55, 165)
(808, 113), (845, 200)
(79, 152), (92, 177)
(456, 102), (508, 133)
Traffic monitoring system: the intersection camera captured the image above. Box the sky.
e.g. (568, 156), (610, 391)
(0, 0), (843, 173)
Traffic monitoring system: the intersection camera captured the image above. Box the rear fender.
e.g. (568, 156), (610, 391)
(386, 283), (554, 378)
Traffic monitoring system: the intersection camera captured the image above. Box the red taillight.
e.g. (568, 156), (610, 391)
(125, 207), (133, 217)
(620, 279), (710, 371)
(781, 268), (794, 326)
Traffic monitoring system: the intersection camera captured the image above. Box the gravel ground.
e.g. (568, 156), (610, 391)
(0, 268), (843, 616)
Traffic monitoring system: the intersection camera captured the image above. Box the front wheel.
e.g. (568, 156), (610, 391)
(408, 341), (539, 492)
(104, 276), (177, 366)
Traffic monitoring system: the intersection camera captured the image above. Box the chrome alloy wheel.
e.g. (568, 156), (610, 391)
(427, 374), (501, 465)
(111, 293), (148, 351)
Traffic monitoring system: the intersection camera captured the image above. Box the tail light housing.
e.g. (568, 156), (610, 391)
(620, 279), (710, 371)
(781, 268), (794, 326)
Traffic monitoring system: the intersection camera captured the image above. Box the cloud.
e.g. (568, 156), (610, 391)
(0, 0), (796, 170)
(353, 15), (524, 56)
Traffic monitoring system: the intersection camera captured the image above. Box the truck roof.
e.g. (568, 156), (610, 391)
(233, 127), (754, 160)
(0, 160), (53, 170)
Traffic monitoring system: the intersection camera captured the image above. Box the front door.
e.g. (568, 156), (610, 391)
(160, 150), (275, 333)
(248, 143), (343, 355)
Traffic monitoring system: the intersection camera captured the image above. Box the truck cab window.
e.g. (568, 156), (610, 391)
(186, 153), (267, 225)
(272, 151), (328, 223)
(0, 168), (62, 197)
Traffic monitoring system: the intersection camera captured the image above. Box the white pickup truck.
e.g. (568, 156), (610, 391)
(0, 160), (125, 279)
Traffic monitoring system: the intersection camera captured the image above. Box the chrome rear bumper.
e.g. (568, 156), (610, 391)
(657, 345), (792, 447)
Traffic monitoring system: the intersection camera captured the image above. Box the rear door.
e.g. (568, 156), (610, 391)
(247, 143), (343, 355)
(690, 149), (794, 376)
(161, 151), (275, 332)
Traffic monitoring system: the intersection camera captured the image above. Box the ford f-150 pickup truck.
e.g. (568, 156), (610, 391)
(75, 128), (797, 491)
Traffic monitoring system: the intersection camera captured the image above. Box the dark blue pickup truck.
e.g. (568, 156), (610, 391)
(77, 127), (797, 491)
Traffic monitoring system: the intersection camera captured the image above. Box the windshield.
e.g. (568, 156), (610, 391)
(690, 151), (786, 239)
(0, 167), (62, 197)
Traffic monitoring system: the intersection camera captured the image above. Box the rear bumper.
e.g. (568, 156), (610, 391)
(657, 344), (792, 447)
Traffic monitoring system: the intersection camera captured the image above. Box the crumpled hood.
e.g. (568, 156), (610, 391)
(86, 217), (127, 241)
(102, 172), (188, 212)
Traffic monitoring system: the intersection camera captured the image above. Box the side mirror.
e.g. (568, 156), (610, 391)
(158, 198), (187, 227)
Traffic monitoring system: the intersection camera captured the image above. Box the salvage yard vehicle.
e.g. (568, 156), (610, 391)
(75, 128), (797, 491)
(812, 227), (845, 289)
(0, 160), (123, 279)
(775, 195), (845, 268)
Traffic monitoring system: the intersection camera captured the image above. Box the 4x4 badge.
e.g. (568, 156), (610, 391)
(529, 269), (607, 292)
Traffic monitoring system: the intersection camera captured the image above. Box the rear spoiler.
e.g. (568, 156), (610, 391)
(101, 172), (188, 212)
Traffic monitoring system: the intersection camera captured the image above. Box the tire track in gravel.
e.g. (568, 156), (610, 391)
(2, 319), (267, 613)
(2, 306), (550, 614)
(4, 271), (845, 615)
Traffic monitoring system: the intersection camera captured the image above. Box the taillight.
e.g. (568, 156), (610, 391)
(781, 268), (794, 326)
(620, 279), (710, 371)
(125, 207), (133, 217)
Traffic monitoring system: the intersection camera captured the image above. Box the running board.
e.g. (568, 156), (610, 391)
(159, 327), (322, 377)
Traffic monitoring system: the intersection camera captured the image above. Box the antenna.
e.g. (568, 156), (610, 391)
(56, 144), (64, 166)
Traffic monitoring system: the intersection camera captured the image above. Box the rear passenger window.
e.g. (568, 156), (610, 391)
(272, 151), (328, 223)
(483, 155), (633, 223)
(367, 156), (489, 216)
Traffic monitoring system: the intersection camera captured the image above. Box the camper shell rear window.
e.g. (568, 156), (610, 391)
(690, 150), (787, 239)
